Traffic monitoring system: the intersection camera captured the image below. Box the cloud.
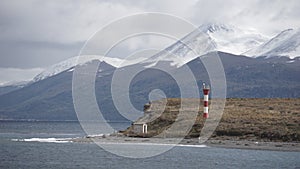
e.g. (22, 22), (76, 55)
(0, 67), (43, 85)
(0, 40), (82, 68)
(0, 0), (299, 69)
(0, 0), (145, 68)
(0, 0), (144, 44)
(190, 0), (300, 36)
(1, 0), (299, 44)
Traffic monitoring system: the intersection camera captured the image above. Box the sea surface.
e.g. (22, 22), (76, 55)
(0, 120), (299, 169)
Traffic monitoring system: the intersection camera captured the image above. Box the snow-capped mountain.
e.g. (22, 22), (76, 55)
(31, 24), (300, 83)
(0, 81), (29, 96)
(199, 23), (269, 55)
(33, 55), (126, 82)
(142, 27), (216, 67)
(32, 53), (151, 82)
(1, 24), (300, 120)
(142, 23), (269, 68)
(0, 80), (29, 87)
(244, 29), (300, 58)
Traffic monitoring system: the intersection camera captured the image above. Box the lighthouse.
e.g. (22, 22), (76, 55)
(203, 83), (210, 118)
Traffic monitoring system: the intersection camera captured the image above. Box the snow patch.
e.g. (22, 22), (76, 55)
(200, 23), (269, 55)
(142, 23), (269, 68)
(32, 55), (144, 82)
(280, 45), (300, 59)
(0, 80), (29, 87)
(142, 28), (216, 68)
(244, 29), (300, 59)
(67, 68), (74, 72)
(286, 60), (295, 63)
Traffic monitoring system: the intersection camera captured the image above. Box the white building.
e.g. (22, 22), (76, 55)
(133, 122), (148, 134)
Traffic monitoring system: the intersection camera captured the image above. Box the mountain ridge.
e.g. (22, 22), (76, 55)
(31, 24), (300, 83)
(2, 23), (298, 88)
(0, 23), (299, 121)
(244, 28), (300, 58)
(199, 23), (269, 55)
(0, 51), (299, 121)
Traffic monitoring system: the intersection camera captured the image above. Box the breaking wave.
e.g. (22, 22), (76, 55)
(12, 137), (73, 143)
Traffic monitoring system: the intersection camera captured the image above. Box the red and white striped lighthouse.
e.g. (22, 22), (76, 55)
(203, 83), (210, 118)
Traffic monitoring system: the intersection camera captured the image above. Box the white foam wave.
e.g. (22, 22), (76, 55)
(12, 137), (72, 143)
(176, 144), (207, 148)
(95, 142), (207, 148)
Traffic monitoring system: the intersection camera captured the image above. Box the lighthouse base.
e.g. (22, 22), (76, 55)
(203, 113), (209, 118)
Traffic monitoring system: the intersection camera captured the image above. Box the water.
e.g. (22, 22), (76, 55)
(1, 121), (299, 169)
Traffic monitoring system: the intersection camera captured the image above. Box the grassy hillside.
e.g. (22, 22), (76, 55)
(123, 98), (300, 142)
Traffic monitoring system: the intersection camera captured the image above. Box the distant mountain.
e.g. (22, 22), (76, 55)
(0, 61), (119, 120)
(244, 29), (300, 58)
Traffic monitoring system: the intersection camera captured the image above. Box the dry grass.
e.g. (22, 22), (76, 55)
(123, 98), (300, 142)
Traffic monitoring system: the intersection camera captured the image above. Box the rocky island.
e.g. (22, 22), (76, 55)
(73, 98), (300, 151)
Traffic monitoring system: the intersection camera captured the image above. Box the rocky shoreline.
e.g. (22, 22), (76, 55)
(71, 134), (300, 152)
(69, 98), (300, 152)
(65, 98), (300, 152)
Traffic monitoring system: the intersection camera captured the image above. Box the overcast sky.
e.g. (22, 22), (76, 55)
(0, 0), (299, 84)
